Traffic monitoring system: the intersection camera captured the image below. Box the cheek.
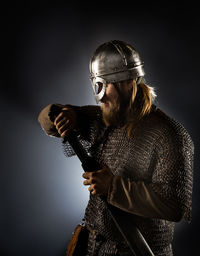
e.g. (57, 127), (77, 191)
(106, 87), (118, 99)
(111, 92), (118, 104)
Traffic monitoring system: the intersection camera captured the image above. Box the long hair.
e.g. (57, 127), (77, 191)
(116, 78), (156, 136)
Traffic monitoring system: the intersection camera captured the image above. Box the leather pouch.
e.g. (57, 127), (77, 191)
(67, 224), (89, 256)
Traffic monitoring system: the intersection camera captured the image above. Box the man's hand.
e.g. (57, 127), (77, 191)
(82, 164), (114, 196)
(54, 107), (77, 138)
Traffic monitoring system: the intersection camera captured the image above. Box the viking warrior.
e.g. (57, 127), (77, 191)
(38, 40), (194, 255)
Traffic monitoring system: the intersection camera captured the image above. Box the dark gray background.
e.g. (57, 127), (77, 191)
(1, 1), (199, 255)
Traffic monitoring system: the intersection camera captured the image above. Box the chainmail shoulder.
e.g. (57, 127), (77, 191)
(149, 108), (194, 222)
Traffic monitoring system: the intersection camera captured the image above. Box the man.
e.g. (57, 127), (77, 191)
(38, 40), (194, 255)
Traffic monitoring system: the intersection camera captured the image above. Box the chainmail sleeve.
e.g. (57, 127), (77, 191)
(150, 119), (194, 222)
(107, 109), (194, 223)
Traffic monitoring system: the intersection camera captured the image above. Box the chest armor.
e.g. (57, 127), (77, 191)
(84, 124), (163, 254)
(63, 106), (193, 256)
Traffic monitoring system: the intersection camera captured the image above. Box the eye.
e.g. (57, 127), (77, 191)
(95, 82), (103, 94)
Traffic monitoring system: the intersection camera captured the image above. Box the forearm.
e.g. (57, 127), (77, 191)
(38, 104), (101, 141)
(38, 103), (81, 137)
(107, 176), (184, 222)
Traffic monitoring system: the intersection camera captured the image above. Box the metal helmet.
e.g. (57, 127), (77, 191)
(89, 40), (145, 103)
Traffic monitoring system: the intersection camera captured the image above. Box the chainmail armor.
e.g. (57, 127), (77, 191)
(63, 105), (194, 256)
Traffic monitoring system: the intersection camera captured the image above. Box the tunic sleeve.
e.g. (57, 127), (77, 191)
(38, 103), (60, 137)
(107, 124), (194, 222)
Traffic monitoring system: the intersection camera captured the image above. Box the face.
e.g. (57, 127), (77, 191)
(101, 83), (118, 108)
(100, 81), (132, 126)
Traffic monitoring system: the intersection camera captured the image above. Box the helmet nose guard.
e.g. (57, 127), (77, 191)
(89, 40), (145, 103)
